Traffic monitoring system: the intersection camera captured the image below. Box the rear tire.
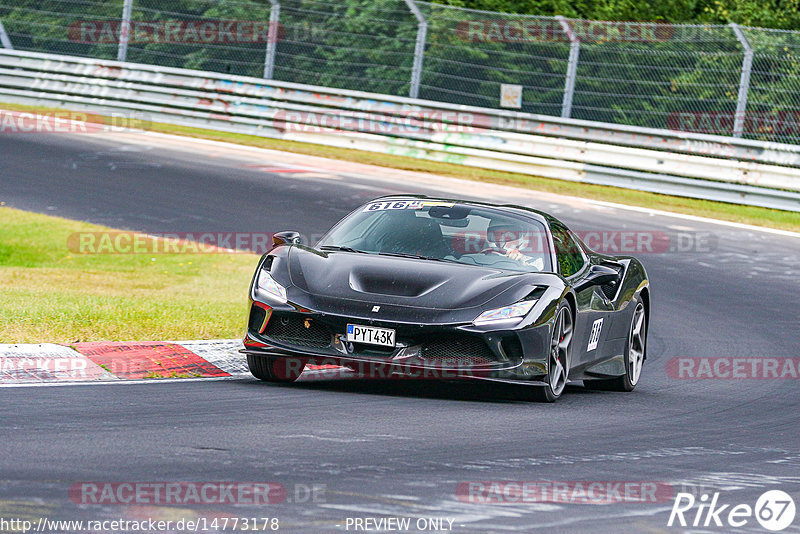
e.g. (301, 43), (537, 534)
(585, 299), (646, 392)
(247, 355), (307, 383)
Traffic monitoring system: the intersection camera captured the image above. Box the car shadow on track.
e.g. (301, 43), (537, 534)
(237, 376), (590, 403)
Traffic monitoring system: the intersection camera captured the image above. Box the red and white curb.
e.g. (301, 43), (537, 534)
(0, 340), (347, 386)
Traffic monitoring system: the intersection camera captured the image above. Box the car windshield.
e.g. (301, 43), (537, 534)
(317, 199), (552, 273)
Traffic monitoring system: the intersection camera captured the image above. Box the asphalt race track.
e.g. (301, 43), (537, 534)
(2, 130), (799, 533)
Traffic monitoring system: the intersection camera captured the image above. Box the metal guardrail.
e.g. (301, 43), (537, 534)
(1, 49), (799, 211)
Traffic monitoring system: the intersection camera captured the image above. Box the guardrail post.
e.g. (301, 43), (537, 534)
(730, 23), (753, 138)
(264, 0), (280, 79)
(0, 19), (14, 49)
(403, 0), (427, 99)
(117, 0), (133, 61)
(556, 16), (580, 119)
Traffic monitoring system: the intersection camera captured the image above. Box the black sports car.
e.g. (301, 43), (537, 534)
(243, 196), (649, 401)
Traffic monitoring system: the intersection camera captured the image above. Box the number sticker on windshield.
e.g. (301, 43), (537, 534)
(362, 200), (454, 212)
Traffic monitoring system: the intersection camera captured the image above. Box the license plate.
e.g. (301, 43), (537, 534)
(346, 324), (396, 347)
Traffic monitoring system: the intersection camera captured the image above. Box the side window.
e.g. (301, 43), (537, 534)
(551, 223), (586, 277)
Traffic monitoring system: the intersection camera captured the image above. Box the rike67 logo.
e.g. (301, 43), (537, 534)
(668, 490), (796, 531)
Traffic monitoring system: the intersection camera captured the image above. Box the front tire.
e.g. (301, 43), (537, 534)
(585, 299), (646, 392)
(247, 355), (307, 383)
(530, 302), (573, 402)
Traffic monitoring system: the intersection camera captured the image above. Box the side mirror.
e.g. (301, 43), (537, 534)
(272, 231), (302, 247)
(573, 264), (619, 293)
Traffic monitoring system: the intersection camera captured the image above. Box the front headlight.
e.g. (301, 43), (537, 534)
(473, 299), (537, 325)
(257, 270), (287, 303)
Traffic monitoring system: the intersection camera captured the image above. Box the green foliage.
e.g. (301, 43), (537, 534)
(1, 0), (797, 143)
(697, 0), (800, 28)
(433, 0), (800, 28)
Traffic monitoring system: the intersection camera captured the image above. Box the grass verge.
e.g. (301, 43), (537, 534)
(2, 102), (799, 232)
(0, 206), (257, 343)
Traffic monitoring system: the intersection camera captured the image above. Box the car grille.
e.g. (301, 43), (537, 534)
(262, 314), (332, 348)
(420, 336), (495, 366)
(258, 314), (501, 367)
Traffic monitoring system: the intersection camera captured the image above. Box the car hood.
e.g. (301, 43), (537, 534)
(285, 246), (542, 311)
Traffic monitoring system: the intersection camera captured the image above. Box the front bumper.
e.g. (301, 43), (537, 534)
(242, 299), (552, 381)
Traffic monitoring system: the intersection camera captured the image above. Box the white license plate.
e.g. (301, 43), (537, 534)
(346, 324), (396, 347)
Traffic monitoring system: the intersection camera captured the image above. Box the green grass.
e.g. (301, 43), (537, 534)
(0, 206), (257, 343)
(2, 102), (799, 232)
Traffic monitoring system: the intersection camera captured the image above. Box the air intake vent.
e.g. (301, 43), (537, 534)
(421, 336), (495, 366)
(248, 305), (267, 332)
(600, 262), (623, 300)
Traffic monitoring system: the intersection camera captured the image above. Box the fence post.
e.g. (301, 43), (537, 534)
(0, 19), (13, 49)
(730, 23), (753, 138)
(403, 0), (427, 99)
(556, 16), (580, 119)
(264, 0), (281, 79)
(117, 0), (133, 61)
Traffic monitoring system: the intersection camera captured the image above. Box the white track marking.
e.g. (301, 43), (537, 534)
(176, 339), (250, 375)
(586, 199), (800, 238)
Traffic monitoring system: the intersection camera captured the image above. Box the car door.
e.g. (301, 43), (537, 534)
(550, 222), (612, 369)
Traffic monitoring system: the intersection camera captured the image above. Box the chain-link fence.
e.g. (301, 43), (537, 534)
(1, 0), (798, 144)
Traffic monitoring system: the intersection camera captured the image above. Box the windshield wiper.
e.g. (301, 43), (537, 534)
(319, 245), (366, 253)
(375, 252), (460, 264)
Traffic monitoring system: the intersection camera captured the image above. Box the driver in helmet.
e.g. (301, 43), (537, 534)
(487, 221), (545, 270)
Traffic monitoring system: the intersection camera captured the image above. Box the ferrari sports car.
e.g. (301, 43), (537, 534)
(243, 196), (649, 401)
